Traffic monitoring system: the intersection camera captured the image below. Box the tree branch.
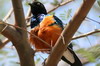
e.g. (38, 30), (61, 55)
(86, 17), (100, 24)
(72, 29), (100, 40)
(0, 38), (10, 49)
(0, 21), (51, 48)
(1, 0), (99, 49)
(1, 22), (99, 50)
(0, 20), (21, 42)
(1, 27), (99, 49)
(12, 0), (26, 28)
(3, 8), (13, 21)
(26, 8), (31, 22)
(0, 8), (14, 49)
(0, 7), (31, 49)
(45, 0), (96, 66)
(8, 0), (35, 66)
(48, 0), (74, 13)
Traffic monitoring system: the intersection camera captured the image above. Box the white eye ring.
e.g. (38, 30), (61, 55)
(37, 3), (41, 5)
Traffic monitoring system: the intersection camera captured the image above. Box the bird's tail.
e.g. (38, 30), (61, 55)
(61, 44), (82, 66)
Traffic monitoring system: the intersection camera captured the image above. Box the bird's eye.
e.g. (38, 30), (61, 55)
(37, 3), (41, 5)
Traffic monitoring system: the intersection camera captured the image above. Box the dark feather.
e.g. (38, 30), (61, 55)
(53, 15), (64, 29)
(29, 2), (82, 66)
(29, 1), (47, 17)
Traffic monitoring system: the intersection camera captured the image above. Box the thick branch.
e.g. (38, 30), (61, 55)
(0, 20), (21, 42)
(0, 8), (14, 49)
(45, 0), (96, 66)
(0, 7), (31, 49)
(11, 0), (35, 66)
(0, 0), (98, 49)
(12, 0), (26, 28)
(1, 23), (99, 49)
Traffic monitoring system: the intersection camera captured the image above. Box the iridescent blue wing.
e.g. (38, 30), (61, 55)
(30, 14), (45, 28)
(30, 16), (39, 28)
(48, 15), (64, 29)
(53, 15), (64, 29)
(37, 14), (45, 22)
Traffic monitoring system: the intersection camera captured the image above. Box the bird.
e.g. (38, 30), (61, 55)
(29, 1), (82, 66)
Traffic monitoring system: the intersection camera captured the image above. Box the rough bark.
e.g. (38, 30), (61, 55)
(11, 0), (35, 66)
(0, 0), (35, 66)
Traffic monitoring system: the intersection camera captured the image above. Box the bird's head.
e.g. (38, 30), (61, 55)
(29, 1), (47, 17)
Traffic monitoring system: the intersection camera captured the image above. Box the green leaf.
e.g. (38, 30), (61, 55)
(59, 9), (72, 20)
(35, 58), (40, 64)
(66, 9), (72, 19)
(76, 48), (95, 62)
(76, 44), (100, 63)
(96, 63), (100, 66)
(51, 0), (59, 5)
(97, 1), (100, 7)
(88, 45), (100, 59)
(0, 57), (4, 61)
(0, 50), (8, 54)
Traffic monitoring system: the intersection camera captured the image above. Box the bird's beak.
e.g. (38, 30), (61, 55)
(28, 3), (32, 6)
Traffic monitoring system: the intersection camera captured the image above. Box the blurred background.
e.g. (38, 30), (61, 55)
(0, 0), (100, 66)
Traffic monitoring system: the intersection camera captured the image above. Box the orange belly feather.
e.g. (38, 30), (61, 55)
(29, 15), (62, 52)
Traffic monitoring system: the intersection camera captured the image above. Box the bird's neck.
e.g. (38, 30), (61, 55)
(33, 13), (46, 17)
(34, 14), (46, 22)
(37, 14), (46, 17)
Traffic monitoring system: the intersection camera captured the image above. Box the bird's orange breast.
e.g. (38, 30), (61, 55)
(29, 15), (62, 52)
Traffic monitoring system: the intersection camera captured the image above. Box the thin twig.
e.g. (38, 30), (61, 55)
(0, 0), (99, 49)
(0, 8), (13, 49)
(72, 29), (100, 40)
(0, 39), (10, 49)
(25, 0), (74, 22)
(34, 49), (51, 52)
(86, 17), (100, 24)
(0, 25), (8, 33)
(70, 15), (100, 24)
(45, 0), (96, 65)
(3, 8), (13, 21)
(0, 7), (31, 49)
(86, 36), (93, 47)
(24, 0), (74, 23)
(1, 20), (100, 49)
(48, 0), (74, 13)
(0, 0), (72, 48)
(0, 20), (51, 48)
(0, 8), (13, 48)
(25, 7), (31, 22)
(76, 31), (93, 47)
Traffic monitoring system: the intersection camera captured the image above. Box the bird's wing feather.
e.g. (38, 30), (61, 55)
(53, 15), (64, 29)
